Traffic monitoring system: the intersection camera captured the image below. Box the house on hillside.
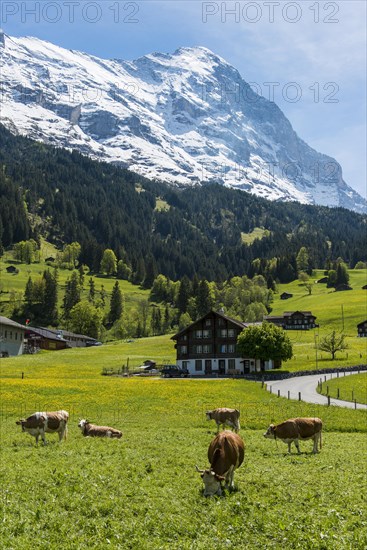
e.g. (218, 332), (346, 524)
(317, 276), (328, 284)
(25, 326), (69, 351)
(0, 316), (27, 356)
(6, 265), (18, 274)
(172, 310), (276, 376)
(357, 321), (367, 337)
(25, 326), (98, 350)
(54, 329), (97, 348)
(280, 292), (293, 300)
(264, 311), (318, 330)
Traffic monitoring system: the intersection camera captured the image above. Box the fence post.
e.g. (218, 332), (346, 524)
(298, 392), (301, 401)
(326, 385), (329, 396)
(354, 400), (357, 410)
(270, 386), (272, 394)
(337, 371), (339, 378)
(327, 396), (330, 406)
(277, 390), (280, 398)
(21, 372), (24, 379)
(288, 390), (290, 400)
(324, 375), (327, 382)
(352, 390), (354, 401)
(337, 388), (340, 399)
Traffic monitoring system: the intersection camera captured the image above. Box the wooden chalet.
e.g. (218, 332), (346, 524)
(172, 310), (275, 376)
(357, 321), (367, 338)
(25, 327), (68, 351)
(280, 292), (293, 300)
(264, 311), (318, 330)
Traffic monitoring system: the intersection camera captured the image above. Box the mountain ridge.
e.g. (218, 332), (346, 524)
(0, 31), (365, 213)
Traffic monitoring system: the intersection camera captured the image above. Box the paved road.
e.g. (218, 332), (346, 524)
(264, 371), (367, 410)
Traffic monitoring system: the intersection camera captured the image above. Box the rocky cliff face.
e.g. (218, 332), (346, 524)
(0, 32), (365, 213)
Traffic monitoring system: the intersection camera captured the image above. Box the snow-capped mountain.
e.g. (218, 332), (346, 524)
(0, 31), (365, 213)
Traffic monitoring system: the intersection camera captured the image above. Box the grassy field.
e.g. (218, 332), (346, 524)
(1, 350), (367, 549)
(317, 373), (367, 405)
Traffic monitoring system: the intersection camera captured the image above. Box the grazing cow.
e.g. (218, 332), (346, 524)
(78, 419), (122, 438)
(206, 408), (240, 433)
(264, 417), (323, 454)
(16, 410), (69, 445)
(196, 431), (245, 496)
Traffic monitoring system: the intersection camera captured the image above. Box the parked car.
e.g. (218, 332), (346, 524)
(86, 340), (103, 347)
(161, 365), (189, 378)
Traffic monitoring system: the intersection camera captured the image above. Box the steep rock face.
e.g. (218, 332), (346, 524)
(0, 33), (365, 212)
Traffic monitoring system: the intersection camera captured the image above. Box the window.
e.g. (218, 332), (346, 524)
(228, 359), (235, 370)
(15, 332), (18, 340)
(220, 344), (227, 353)
(9, 331), (12, 339)
(205, 319), (211, 327)
(182, 361), (189, 369)
(195, 360), (203, 372)
(195, 330), (202, 339)
(182, 334), (187, 340)
(202, 344), (212, 354)
(228, 329), (235, 338)
(220, 329), (227, 338)
(195, 345), (202, 354)
(202, 329), (211, 339)
(218, 318), (225, 326)
(180, 345), (187, 354)
(228, 344), (235, 353)
(4, 330), (7, 338)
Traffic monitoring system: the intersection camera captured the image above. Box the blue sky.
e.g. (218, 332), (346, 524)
(1, 0), (366, 198)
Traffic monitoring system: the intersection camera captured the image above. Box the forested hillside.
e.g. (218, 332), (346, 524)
(0, 124), (365, 282)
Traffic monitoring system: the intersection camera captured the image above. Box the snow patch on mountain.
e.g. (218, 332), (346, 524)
(0, 33), (365, 213)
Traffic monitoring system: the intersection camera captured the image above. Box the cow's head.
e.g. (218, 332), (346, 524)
(196, 466), (225, 497)
(263, 424), (276, 439)
(16, 419), (26, 431)
(78, 419), (89, 430)
(205, 411), (213, 421)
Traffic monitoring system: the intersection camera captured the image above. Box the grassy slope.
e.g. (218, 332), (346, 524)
(270, 269), (367, 372)
(317, 372), (367, 404)
(0, 352), (366, 549)
(0, 245), (150, 319)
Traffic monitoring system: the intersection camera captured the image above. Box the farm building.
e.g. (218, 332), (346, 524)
(6, 265), (18, 274)
(280, 292), (293, 300)
(0, 316), (27, 356)
(25, 326), (98, 351)
(25, 326), (68, 352)
(172, 310), (276, 376)
(264, 311), (318, 330)
(357, 321), (367, 337)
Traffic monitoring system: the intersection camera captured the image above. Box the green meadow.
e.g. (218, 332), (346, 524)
(317, 373), (367, 405)
(1, 349), (367, 549)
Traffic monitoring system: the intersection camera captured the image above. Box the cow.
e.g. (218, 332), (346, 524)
(196, 431), (245, 496)
(78, 419), (122, 438)
(206, 408), (240, 433)
(263, 417), (323, 454)
(16, 410), (69, 445)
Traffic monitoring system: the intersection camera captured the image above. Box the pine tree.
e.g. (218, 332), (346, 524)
(88, 278), (95, 303)
(63, 271), (81, 318)
(42, 269), (58, 324)
(177, 276), (191, 313)
(109, 281), (123, 324)
(196, 280), (214, 318)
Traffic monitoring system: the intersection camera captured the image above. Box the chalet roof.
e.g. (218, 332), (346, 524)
(0, 316), (27, 330)
(26, 326), (67, 342)
(47, 328), (96, 341)
(357, 320), (367, 328)
(172, 309), (248, 340)
(283, 311), (314, 317)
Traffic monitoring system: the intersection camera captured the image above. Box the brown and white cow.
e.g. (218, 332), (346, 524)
(206, 408), (240, 433)
(16, 410), (69, 445)
(78, 419), (122, 438)
(196, 431), (245, 496)
(264, 417), (323, 454)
